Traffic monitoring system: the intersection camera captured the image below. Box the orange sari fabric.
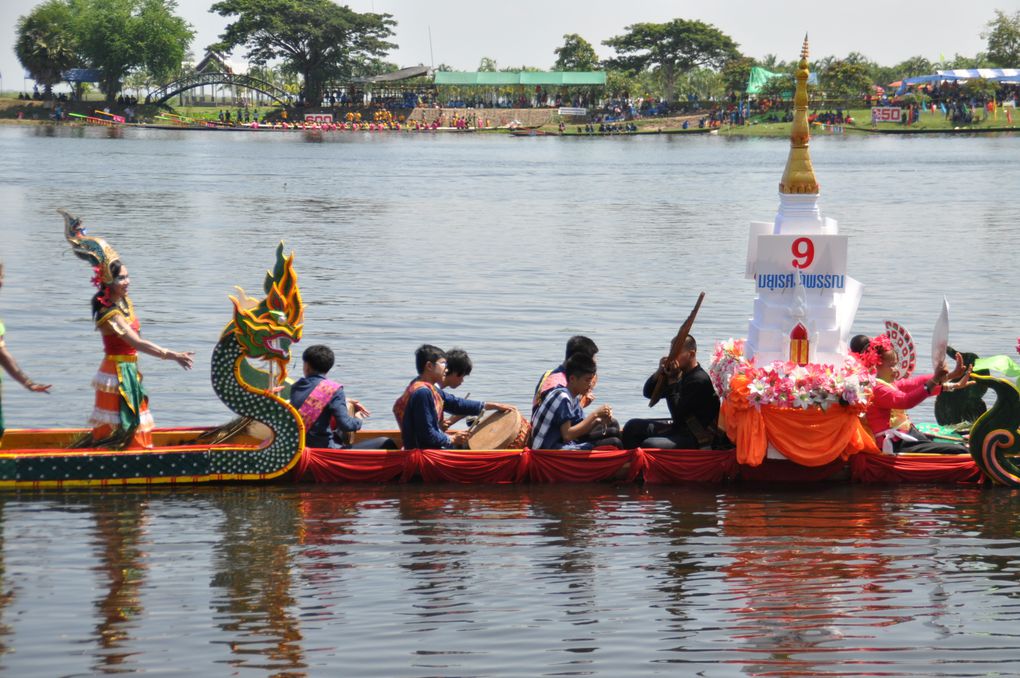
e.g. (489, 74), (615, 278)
(720, 374), (879, 467)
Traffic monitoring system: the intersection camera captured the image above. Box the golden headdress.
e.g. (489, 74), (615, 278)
(59, 209), (121, 285)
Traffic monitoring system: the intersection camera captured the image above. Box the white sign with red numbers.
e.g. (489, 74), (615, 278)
(871, 107), (902, 123)
(753, 235), (848, 292)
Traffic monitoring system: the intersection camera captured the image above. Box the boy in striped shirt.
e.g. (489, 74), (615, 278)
(530, 353), (617, 449)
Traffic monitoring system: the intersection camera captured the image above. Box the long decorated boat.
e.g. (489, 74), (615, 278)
(5, 40), (1020, 489)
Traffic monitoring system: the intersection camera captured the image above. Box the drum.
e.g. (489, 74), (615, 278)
(466, 408), (530, 450)
(336, 401), (357, 446)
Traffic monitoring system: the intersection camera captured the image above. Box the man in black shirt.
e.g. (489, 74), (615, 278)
(622, 335), (722, 449)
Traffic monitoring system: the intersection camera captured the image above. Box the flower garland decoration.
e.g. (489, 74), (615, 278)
(854, 333), (893, 372)
(710, 338), (875, 410)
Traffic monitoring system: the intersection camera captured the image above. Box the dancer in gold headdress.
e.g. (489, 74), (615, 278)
(61, 209), (194, 449)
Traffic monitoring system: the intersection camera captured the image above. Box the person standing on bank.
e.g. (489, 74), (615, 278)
(622, 336), (721, 449)
(0, 261), (52, 441)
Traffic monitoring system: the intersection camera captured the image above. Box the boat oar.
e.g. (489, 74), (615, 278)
(648, 292), (706, 407)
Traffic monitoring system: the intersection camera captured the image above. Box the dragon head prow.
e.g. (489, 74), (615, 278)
(226, 243), (304, 385)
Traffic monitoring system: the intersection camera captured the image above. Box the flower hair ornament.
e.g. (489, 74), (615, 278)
(856, 333), (894, 371)
(59, 208), (120, 286)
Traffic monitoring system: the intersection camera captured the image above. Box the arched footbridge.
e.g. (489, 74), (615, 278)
(146, 72), (292, 106)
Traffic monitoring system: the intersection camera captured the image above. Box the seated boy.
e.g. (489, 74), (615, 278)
(440, 347), (474, 430)
(394, 344), (512, 449)
(532, 335), (620, 443)
(442, 347), (472, 390)
(532, 335), (599, 414)
(290, 344), (394, 449)
(530, 353), (621, 450)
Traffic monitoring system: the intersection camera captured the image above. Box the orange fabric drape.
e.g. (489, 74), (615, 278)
(722, 374), (880, 467)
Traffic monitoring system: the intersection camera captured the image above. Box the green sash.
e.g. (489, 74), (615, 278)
(116, 361), (149, 431)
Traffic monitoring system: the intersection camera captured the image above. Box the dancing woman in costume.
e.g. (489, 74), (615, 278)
(0, 261), (52, 441)
(856, 333), (973, 455)
(61, 210), (194, 449)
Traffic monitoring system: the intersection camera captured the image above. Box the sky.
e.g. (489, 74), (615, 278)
(0, 0), (1012, 91)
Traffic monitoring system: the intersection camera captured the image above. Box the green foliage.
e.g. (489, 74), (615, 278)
(757, 54), (789, 72)
(721, 56), (755, 94)
(759, 71), (793, 101)
(211, 0), (396, 105)
(478, 56), (497, 72)
(983, 10), (1020, 67)
(553, 34), (599, 71)
(894, 55), (934, 78)
(15, 0), (80, 97)
(680, 68), (724, 101)
(73, 0), (193, 103)
(820, 59), (872, 102)
(942, 52), (993, 69)
(603, 19), (740, 102)
(963, 77), (1000, 100)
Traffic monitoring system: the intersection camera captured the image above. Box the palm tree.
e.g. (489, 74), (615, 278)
(15, 0), (80, 98)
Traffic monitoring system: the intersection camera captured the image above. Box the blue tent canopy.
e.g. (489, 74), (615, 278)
(896, 68), (1020, 94)
(62, 68), (102, 83)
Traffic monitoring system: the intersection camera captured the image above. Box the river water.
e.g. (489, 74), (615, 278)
(0, 125), (1019, 675)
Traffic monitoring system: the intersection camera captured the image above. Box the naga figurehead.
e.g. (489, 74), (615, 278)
(225, 243), (304, 385)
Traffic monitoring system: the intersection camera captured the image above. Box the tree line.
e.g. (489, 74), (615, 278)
(15, 0), (1020, 106)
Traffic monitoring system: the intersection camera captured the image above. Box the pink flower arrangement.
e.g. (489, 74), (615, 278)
(709, 338), (874, 410)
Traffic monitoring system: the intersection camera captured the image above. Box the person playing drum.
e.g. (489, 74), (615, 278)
(393, 344), (512, 449)
(442, 348), (473, 391)
(439, 347), (476, 431)
(530, 353), (621, 450)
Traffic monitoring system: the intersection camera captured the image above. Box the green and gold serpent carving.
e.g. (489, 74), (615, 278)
(968, 373), (1020, 486)
(0, 244), (305, 487)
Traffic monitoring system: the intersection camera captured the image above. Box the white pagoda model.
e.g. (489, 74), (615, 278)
(744, 37), (861, 368)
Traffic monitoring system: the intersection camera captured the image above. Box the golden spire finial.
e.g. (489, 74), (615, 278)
(779, 34), (819, 194)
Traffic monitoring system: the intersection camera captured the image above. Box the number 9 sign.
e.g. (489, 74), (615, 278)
(791, 237), (815, 269)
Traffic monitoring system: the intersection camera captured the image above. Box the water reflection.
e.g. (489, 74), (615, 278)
(209, 488), (306, 674)
(0, 505), (10, 658)
(88, 495), (149, 672)
(396, 490), (482, 632)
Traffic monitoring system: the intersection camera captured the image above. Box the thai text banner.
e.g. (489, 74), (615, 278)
(754, 234), (848, 292)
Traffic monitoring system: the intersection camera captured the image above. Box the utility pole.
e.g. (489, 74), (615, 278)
(428, 26), (435, 69)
